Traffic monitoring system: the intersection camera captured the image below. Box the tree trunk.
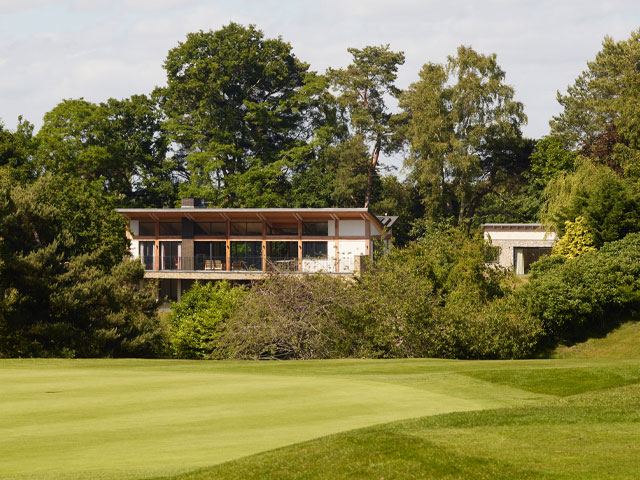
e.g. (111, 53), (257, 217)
(364, 136), (381, 209)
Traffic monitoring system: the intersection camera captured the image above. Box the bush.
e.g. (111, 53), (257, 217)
(218, 275), (355, 360)
(168, 281), (246, 359)
(350, 226), (534, 359)
(524, 233), (640, 344)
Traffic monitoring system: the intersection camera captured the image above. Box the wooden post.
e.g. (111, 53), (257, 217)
(154, 221), (160, 271)
(364, 219), (371, 256)
(261, 220), (267, 272)
(225, 218), (231, 271)
(334, 218), (340, 273)
(297, 218), (303, 272)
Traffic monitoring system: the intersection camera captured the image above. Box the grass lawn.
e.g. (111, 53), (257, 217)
(1, 356), (639, 479)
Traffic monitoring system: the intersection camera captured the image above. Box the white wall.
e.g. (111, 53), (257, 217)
(339, 220), (365, 236)
(338, 240), (367, 272)
(129, 220), (139, 236)
(130, 239), (139, 258)
(328, 219), (335, 236)
(484, 229), (556, 241)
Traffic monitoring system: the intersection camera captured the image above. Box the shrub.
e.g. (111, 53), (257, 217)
(218, 275), (355, 360)
(168, 281), (246, 359)
(524, 233), (640, 344)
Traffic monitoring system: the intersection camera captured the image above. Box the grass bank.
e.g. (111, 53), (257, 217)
(1, 358), (639, 479)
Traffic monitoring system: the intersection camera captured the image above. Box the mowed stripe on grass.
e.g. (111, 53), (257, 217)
(0, 359), (548, 480)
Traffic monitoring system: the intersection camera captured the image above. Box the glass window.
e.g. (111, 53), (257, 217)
(194, 222), (226, 235)
(267, 223), (298, 235)
(230, 222), (262, 236)
(194, 241), (226, 270)
(303, 241), (328, 258)
(160, 241), (181, 270)
(139, 222), (155, 236)
(302, 222), (328, 236)
(159, 222), (181, 236)
(230, 241), (262, 270)
(514, 247), (552, 275)
(139, 241), (155, 270)
(267, 241), (298, 258)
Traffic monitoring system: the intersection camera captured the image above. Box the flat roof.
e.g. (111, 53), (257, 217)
(482, 223), (543, 227)
(116, 207), (386, 228)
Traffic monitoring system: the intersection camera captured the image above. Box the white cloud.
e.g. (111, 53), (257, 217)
(1, 0), (639, 143)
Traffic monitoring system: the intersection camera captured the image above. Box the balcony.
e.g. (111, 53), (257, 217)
(136, 254), (347, 277)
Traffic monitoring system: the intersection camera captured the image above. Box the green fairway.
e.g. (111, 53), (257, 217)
(2, 358), (639, 479)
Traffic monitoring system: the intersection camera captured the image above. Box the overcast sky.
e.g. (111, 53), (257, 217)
(1, 0), (639, 142)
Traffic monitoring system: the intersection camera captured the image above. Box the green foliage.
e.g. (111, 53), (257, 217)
(352, 226), (540, 359)
(551, 29), (640, 177)
(552, 216), (597, 258)
(169, 281), (246, 359)
(524, 233), (640, 344)
(219, 275), (355, 359)
(0, 117), (39, 182)
(401, 46), (528, 226)
(328, 45), (405, 207)
(162, 23), (329, 207)
(0, 174), (164, 357)
(542, 160), (640, 246)
(36, 95), (174, 207)
(530, 136), (578, 187)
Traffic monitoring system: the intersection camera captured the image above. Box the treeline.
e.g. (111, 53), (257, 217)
(2, 24), (640, 358)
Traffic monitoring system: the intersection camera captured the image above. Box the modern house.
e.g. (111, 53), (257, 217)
(482, 223), (557, 275)
(117, 199), (396, 301)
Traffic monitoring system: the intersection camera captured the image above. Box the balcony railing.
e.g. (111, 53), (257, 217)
(138, 255), (345, 273)
(266, 256), (298, 272)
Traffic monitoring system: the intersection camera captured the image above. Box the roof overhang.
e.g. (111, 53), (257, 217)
(116, 208), (386, 229)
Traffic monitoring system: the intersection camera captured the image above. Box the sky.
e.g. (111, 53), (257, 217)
(1, 1), (639, 148)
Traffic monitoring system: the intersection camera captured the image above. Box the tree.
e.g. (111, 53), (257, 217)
(161, 23), (325, 207)
(169, 281), (246, 359)
(328, 45), (405, 208)
(0, 117), (39, 182)
(552, 216), (597, 258)
(36, 95), (174, 207)
(551, 29), (640, 177)
(542, 160), (640, 247)
(0, 174), (164, 357)
(401, 46), (528, 227)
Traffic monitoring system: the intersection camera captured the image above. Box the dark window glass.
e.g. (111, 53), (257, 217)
(267, 223), (298, 235)
(160, 241), (181, 270)
(303, 241), (328, 258)
(159, 222), (181, 236)
(139, 222), (155, 236)
(194, 222), (226, 235)
(230, 241), (262, 270)
(194, 241), (226, 270)
(302, 222), (328, 236)
(139, 241), (155, 270)
(230, 222), (262, 236)
(159, 279), (179, 302)
(267, 241), (298, 258)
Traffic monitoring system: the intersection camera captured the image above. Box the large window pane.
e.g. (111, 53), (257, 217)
(231, 241), (262, 270)
(159, 222), (181, 236)
(302, 241), (328, 258)
(302, 222), (328, 236)
(194, 241), (226, 270)
(230, 222), (262, 236)
(139, 222), (155, 236)
(160, 241), (181, 270)
(267, 223), (298, 235)
(194, 222), (226, 235)
(139, 241), (154, 270)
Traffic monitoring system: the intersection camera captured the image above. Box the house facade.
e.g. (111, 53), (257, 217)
(117, 199), (395, 300)
(482, 223), (557, 275)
